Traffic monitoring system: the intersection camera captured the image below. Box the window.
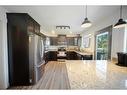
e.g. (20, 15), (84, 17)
(83, 34), (91, 48)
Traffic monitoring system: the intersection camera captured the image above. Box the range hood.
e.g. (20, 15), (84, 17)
(57, 35), (67, 45)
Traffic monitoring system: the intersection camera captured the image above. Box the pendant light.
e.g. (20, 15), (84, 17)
(81, 5), (92, 28)
(114, 5), (126, 28)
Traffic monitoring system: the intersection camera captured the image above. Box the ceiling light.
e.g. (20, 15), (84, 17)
(56, 26), (70, 29)
(52, 30), (55, 34)
(81, 18), (92, 28)
(81, 5), (92, 28)
(70, 31), (72, 34)
(114, 6), (127, 28)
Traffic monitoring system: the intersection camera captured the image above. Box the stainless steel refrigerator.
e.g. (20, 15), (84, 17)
(29, 33), (45, 84)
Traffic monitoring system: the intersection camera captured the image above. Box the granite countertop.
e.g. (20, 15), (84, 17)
(66, 50), (93, 56)
(65, 60), (127, 89)
(74, 50), (92, 56)
(45, 49), (93, 56)
(45, 50), (57, 53)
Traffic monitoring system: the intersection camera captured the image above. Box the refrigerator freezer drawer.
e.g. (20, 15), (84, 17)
(35, 63), (45, 83)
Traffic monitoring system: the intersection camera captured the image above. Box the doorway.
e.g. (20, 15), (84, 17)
(96, 32), (109, 60)
(95, 26), (112, 60)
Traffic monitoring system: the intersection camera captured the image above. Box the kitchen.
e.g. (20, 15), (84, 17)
(44, 34), (93, 62)
(0, 5), (127, 90)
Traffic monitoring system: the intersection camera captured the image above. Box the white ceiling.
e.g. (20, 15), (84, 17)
(3, 5), (120, 35)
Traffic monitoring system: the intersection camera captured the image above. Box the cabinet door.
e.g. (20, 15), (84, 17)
(82, 55), (93, 60)
(48, 51), (57, 61)
(67, 37), (74, 46)
(77, 37), (81, 47)
(34, 22), (40, 33)
(77, 53), (82, 60)
(74, 37), (81, 46)
(44, 52), (49, 63)
(67, 51), (77, 60)
(27, 18), (34, 35)
(67, 52), (70, 60)
(7, 22), (29, 85)
(74, 37), (78, 46)
(50, 37), (58, 45)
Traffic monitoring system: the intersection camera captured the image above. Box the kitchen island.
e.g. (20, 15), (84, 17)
(66, 60), (127, 89)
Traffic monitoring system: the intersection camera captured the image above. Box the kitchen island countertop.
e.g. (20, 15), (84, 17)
(65, 60), (127, 89)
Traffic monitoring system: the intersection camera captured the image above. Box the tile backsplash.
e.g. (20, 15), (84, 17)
(45, 45), (79, 51)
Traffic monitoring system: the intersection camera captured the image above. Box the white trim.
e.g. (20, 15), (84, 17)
(96, 32), (108, 37)
(124, 25), (127, 52)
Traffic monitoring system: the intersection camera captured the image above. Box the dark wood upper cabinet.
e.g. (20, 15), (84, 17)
(7, 13), (41, 86)
(67, 37), (74, 46)
(48, 34), (81, 46)
(67, 36), (81, 46)
(50, 37), (58, 45)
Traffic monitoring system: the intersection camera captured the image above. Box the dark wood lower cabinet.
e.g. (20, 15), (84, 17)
(44, 52), (49, 63)
(44, 51), (93, 62)
(82, 55), (93, 60)
(77, 53), (93, 60)
(44, 51), (57, 62)
(66, 51), (77, 60)
(77, 53), (82, 60)
(125, 54), (127, 66)
(46, 51), (57, 61)
(67, 51), (93, 60)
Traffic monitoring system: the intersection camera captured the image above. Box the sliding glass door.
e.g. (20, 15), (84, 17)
(95, 26), (112, 60)
(96, 32), (109, 60)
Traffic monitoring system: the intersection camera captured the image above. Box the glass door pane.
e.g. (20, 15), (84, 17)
(96, 32), (109, 60)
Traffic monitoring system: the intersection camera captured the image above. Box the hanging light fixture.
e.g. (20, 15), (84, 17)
(114, 5), (126, 28)
(81, 5), (92, 28)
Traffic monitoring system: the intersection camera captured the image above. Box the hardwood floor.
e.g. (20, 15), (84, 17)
(9, 61), (70, 90)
